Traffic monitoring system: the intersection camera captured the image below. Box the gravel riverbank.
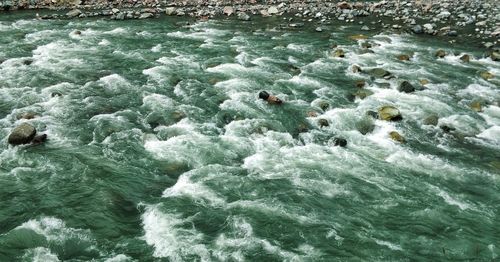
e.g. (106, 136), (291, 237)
(1, 0), (499, 51)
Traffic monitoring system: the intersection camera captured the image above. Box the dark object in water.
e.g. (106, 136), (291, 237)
(259, 91), (282, 104)
(333, 137), (347, 147)
(32, 134), (47, 145)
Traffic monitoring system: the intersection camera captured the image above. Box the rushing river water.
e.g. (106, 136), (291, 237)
(0, 12), (499, 261)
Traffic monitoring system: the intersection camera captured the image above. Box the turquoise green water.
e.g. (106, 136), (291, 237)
(0, 13), (499, 261)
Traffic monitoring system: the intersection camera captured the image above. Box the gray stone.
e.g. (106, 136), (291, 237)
(411, 24), (423, 34)
(237, 12), (250, 21)
(165, 7), (176, 16)
(116, 12), (125, 20)
(398, 81), (415, 93)
(361, 25), (370, 31)
(436, 11), (451, 19)
(8, 123), (36, 145)
(315, 27), (323, 32)
(66, 9), (82, 18)
(223, 6), (234, 16)
(423, 114), (439, 126)
(367, 68), (391, 78)
(139, 13), (154, 19)
(268, 6), (279, 15)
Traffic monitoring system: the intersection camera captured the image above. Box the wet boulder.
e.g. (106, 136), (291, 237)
(397, 54), (411, 61)
(333, 137), (347, 147)
(356, 117), (375, 135)
(318, 119), (329, 128)
(366, 110), (379, 119)
(353, 89), (374, 99)
(367, 68), (391, 79)
(8, 123), (36, 145)
(423, 114), (439, 126)
(398, 81), (415, 93)
(460, 54), (470, 62)
(237, 12), (250, 21)
(165, 7), (176, 16)
(470, 101), (483, 112)
(491, 51), (500, 61)
(389, 131), (405, 143)
(378, 106), (402, 121)
(352, 65), (362, 73)
(435, 49), (446, 58)
(355, 80), (366, 88)
(333, 49), (345, 58)
(480, 71), (494, 80)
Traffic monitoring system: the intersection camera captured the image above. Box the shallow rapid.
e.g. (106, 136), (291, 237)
(0, 13), (499, 261)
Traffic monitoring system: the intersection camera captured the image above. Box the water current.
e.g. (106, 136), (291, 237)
(0, 11), (499, 261)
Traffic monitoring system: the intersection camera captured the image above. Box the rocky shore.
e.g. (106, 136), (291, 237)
(1, 0), (499, 49)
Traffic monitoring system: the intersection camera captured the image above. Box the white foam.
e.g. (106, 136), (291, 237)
(141, 205), (210, 260)
(98, 39), (111, 46)
(105, 254), (132, 262)
(430, 185), (470, 210)
(18, 217), (93, 243)
(162, 173), (226, 206)
(476, 126), (500, 145)
(151, 44), (162, 52)
(374, 239), (403, 251)
(22, 247), (60, 262)
(104, 27), (127, 35)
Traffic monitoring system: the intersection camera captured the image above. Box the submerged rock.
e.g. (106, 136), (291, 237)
(333, 49), (345, 58)
(333, 137), (347, 147)
(419, 79), (430, 86)
(411, 24), (423, 34)
(237, 12), (250, 21)
(397, 54), (411, 61)
(8, 123), (36, 145)
(17, 112), (37, 120)
(389, 131), (405, 143)
(318, 119), (329, 127)
(435, 49), (446, 58)
(355, 80), (366, 88)
(352, 65), (362, 73)
(366, 110), (379, 119)
(480, 71), (494, 80)
(398, 81), (415, 93)
(349, 34), (368, 41)
(470, 101), (483, 112)
(353, 89), (374, 99)
(378, 106), (402, 121)
(460, 54), (470, 62)
(423, 114), (439, 126)
(356, 117), (375, 135)
(367, 68), (391, 78)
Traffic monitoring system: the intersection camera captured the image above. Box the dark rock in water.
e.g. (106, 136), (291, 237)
(389, 131), (405, 143)
(318, 119), (329, 127)
(237, 12), (250, 21)
(435, 49), (446, 58)
(440, 125), (455, 133)
(356, 117), (375, 135)
(448, 31), (458, 37)
(491, 51), (500, 61)
(51, 92), (62, 97)
(8, 123), (36, 145)
(353, 89), (373, 99)
(480, 71), (494, 80)
(17, 112), (36, 120)
(367, 68), (391, 78)
(423, 114), (439, 126)
(470, 100), (483, 112)
(333, 49), (345, 58)
(411, 25), (423, 34)
(318, 101), (330, 111)
(352, 65), (362, 73)
(66, 9), (82, 18)
(378, 106), (402, 121)
(397, 54), (410, 61)
(139, 13), (154, 19)
(355, 80), (365, 88)
(398, 81), (415, 93)
(333, 137), (347, 147)
(23, 59), (33, 65)
(32, 134), (47, 145)
(376, 82), (391, 89)
(361, 42), (372, 49)
(460, 54), (470, 62)
(366, 110), (379, 119)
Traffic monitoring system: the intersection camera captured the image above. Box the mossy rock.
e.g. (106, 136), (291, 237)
(378, 106), (402, 121)
(389, 131), (405, 143)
